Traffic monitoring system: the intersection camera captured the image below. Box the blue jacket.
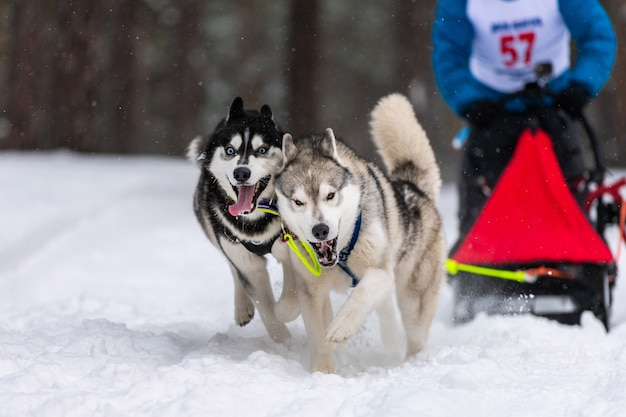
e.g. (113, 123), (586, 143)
(432, 0), (617, 115)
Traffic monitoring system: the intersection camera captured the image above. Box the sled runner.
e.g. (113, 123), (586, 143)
(447, 69), (625, 330)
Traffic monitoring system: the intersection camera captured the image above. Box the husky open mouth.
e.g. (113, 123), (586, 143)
(310, 238), (338, 267)
(228, 175), (271, 216)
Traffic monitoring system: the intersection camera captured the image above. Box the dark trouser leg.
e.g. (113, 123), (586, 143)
(453, 117), (523, 250)
(540, 110), (589, 208)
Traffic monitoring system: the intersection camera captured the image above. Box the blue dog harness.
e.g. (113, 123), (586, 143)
(338, 211), (362, 288)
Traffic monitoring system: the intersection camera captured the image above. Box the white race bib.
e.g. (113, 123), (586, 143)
(467, 0), (570, 92)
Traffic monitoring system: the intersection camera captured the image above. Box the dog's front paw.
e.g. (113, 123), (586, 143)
(235, 298), (255, 326)
(325, 315), (360, 345)
(310, 353), (335, 374)
(311, 363), (335, 374)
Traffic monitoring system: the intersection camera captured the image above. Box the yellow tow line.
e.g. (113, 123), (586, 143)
(282, 232), (322, 277)
(446, 259), (574, 284)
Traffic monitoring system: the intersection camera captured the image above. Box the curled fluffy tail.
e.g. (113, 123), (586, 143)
(369, 93), (441, 201)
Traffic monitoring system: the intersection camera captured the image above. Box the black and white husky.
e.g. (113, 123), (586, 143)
(187, 97), (297, 343)
(274, 94), (444, 372)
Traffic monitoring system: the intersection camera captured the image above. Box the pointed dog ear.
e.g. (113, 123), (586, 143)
(227, 97), (245, 122)
(282, 133), (297, 166)
(260, 104), (273, 120)
(320, 128), (344, 165)
(186, 135), (206, 168)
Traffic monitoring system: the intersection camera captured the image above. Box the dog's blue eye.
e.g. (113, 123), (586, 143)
(257, 146), (268, 155)
(225, 146), (235, 155)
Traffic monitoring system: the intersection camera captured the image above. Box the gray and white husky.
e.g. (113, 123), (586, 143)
(273, 93), (444, 372)
(187, 97), (298, 343)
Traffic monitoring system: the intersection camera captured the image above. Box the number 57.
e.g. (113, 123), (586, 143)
(500, 32), (536, 67)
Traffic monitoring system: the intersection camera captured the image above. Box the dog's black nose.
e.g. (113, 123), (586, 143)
(312, 223), (329, 240)
(233, 166), (251, 183)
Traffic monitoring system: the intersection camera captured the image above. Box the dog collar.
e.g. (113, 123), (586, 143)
(257, 198), (280, 216)
(222, 227), (277, 256)
(338, 211), (362, 287)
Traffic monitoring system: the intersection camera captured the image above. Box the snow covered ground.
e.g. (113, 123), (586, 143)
(1, 151), (625, 417)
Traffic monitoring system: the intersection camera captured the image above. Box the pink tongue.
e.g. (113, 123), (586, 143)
(228, 185), (256, 216)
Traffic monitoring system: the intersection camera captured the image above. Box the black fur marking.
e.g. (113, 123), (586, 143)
(391, 179), (426, 261)
(235, 268), (254, 294)
(202, 97), (282, 168)
(392, 181), (422, 220)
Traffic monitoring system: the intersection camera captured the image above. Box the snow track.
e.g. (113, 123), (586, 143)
(1, 151), (625, 417)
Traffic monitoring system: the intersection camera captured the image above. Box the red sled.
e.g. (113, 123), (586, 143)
(448, 127), (619, 330)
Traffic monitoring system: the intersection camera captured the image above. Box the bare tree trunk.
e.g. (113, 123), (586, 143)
(393, 0), (421, 95)
(592, 0), (626, 167)
(286, 0), (320, 136)
(393, 0), (460, 180)
(232, 3), (263, 107)
(172, 0), (206, 154)
(102, 0), (141, 154)
(51, 0), (100, 152)
(6, 1), (53, 150)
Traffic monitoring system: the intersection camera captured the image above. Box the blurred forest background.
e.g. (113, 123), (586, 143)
(0, 0), (624, 180)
